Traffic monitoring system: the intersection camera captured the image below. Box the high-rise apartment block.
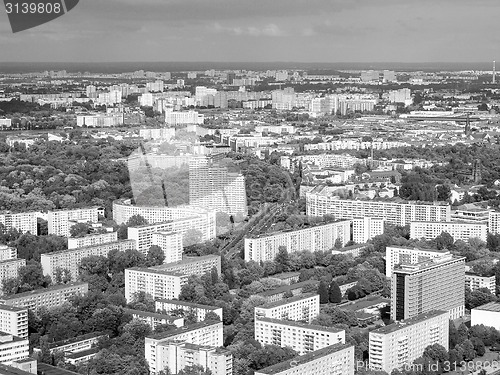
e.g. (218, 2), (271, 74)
(352, 217), (385, 244)
(0, 282), (88, 311)
(385, 246), (450, 278)
(369, 310), (449, 374)
(410, 221), (487, 242)
(0, 306), (28, 339)
(254, 294), (320, 323)
(67, 232), (118, 249)
(155, 341), (232, 375)
(0, 246), (16, 261)
(0, 259), (26, 294)
(254, 343), (355, 375)
(151, 232), (183, 263)
(0, 212), (38, 235)
(254, 318), (345, 355)
(145, 321), (223, 374)
(0, 332), (29, 365)
(48, 207), (100, 237)
(189, 156), (247, 217)
(391, 253), (465, 321)
(244, 221), (351, 262)
(306, 194), (451, 227)
(151, 255), (221, 277)
(125, 268), (186, 303)
(155, 299), (223, 322)
(164, 110), (204, 125)
(41, 240), (136, 281)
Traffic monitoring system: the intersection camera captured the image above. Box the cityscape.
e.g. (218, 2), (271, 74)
(2, 1), (500, 375)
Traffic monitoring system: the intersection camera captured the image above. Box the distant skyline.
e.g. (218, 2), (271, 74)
(0, 0), (499, 63)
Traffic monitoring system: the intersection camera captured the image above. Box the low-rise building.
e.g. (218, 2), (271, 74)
(67, 232), (118, 249)
(33, 332), (105, 355)
(465, 272), (496, 294)
(123, 308), (184, 329)
(369, 310), (449, 374)
(65, 348), (99, 365)
(0, 332), (29, 365)
(254, 293), (320, 323)
(155, 299), (223, 322)
(254, 343), (355, 375)
(256, 281), (319, 304)
(151, 255), (221, 277)
(331, 243), (369, 258)
(255, 317), (345, 355)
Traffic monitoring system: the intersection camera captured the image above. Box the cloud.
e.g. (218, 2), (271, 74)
(213, 23), (287, 37)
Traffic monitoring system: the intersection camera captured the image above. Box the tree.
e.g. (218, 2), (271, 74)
(318, 281), (329, 304)
(436, 184), (451, 201)
(146, 245), (165, 266)
(460, 339), (476, 361)
(204, 311), (220, 322)
(275, 246), (290, 273)
(126, 215), (148, 227)
(334, 238), (343, 249)
(69, 223), (90, 238)
(422, 343), (449, 371)
(328, 280), (342, 303)
(178, 365), (212, 375)
(435, 231), (454, 250)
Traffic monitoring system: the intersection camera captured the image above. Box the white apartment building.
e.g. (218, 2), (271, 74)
(0, 259), (26, 295)
(76, 114), (124, 127)
(123, 308), (184, 329)
(471, 302), (500, 331)
(164, 110), (204, 126)
(385, 246), (449, 278)
(145, 321), (223, 374)
(306, 194), (451, 227)
(0, 212), (38, 235)
(369, 310), (449, 374)
(254, 343), (355, 375)
(151, 232), (183, 264)
(298, 154), (359, 169)
(47, 207), (100, 237)
(465, 272), (496, 294)
(489, 211), (500, 234)
(41, 240), (136, 281)
(151, 255), (221, 278)
(254, 294), (320, 323)
(0, 333), (29, 365)
(0, 306), (27, 339)
(244, 221), (351, 262)
(125, 268), (187, 303)
(156, 341), (232, 375)
(352, 217), (385, 244)
(0, 282), (88, 311)
(391, 254), (465, 321)
(410, 221), (487, 242)
(67, 232), (118, 249)
(0, 246), (16, 261)
(254, 318), (345, 355)
(331, 243), (369, 258)
(155, 299), (223, 322)
(189, 156), (247, 217)
(0, 119), (12, 128)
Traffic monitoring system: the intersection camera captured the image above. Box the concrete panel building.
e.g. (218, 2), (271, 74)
(410, 221), (487, 242)
(254, 294), (320, 323)
(471, 302), (500, 331)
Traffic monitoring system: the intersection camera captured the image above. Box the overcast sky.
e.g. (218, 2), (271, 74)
(0, 0), (498, 62)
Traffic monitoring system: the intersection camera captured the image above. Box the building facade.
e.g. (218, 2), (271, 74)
(391, 254), (465, 321)
(471, 302), (500, 331)
(0, 212), (38, 235)
(0, 259), (26, 295)
(254, 294), (320, 323)
(67, 232), (118, 249)
(0, 283), (88, 311)
(41, 240), (136, 281)
(254, 317), (345, 355)
(151, 232), (183, 264)
(369, 310), (449, 374)
(0, 306), (27, 339)
(155, 299), (223, 322)
(410, 221), (487, 242)
(123, 308), (184, 329)
(254, 344), (355, 375)
(465, 272), (496, 294)
(0, 333), (29, 365)
(306, 194), (451, 227)
(351, 217), (385, 244)
(385, 246), (449, 278)
(244, 221), (351, 262)
(47, 208), (100, 237)
(125, 268), (186, 303)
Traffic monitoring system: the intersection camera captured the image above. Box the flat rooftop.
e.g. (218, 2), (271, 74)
(371, 310), (448, 335)
(255, 343), (353, 374)
(0, 282), (88, 300)
(148, 320), (221, 341)
(340, 296), (390, 312)
(256, 317), (343, 333)
(156, 299), (220, 311)
(257, 280), (318, 297)
(124, 308), (179, 321)
(151, 255), (220, 270)
(0, 304), (26, 312)
(37, 363), (81, 375)
(43, 240), (134, 257)
(473, 301), (500, 312)
(258, 293), (319, 309)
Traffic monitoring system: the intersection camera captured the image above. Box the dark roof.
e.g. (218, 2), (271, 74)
(0, 283), (88, 300)
(45, 332), (104, 350)
(65, 347), (100, 359)
(0, 364), (33, 375)
(257, 280), (319, 297)
(37, 363), (81, 375)
(255, 317), (343, 333)
(147, 320), (221, 341)
(155, 299), (220, 311)
(258, 293), (319, 309)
